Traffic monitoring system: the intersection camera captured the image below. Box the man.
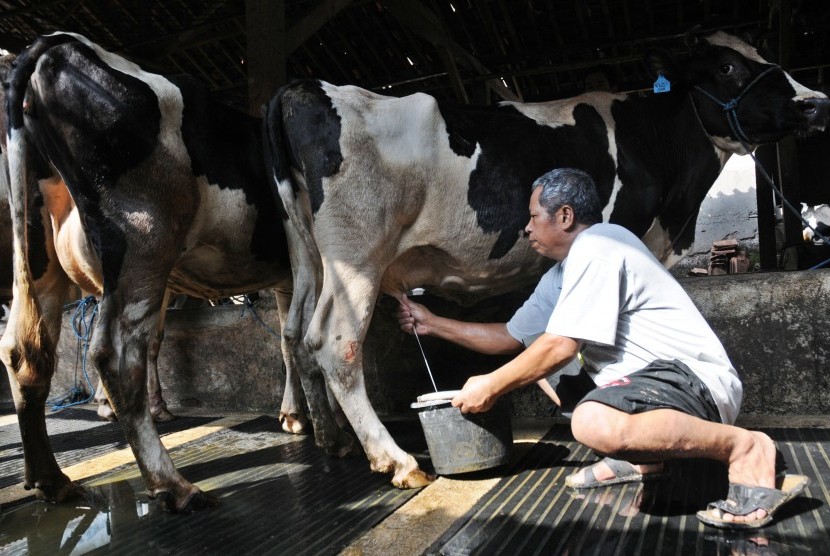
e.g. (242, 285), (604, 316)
(397, 168), (807, 530)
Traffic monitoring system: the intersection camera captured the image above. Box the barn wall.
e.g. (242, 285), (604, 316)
(9, 269), (830, 418)
(48, 296), (285, 413)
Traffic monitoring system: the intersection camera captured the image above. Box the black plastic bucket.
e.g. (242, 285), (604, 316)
(411, 391), (513, 475)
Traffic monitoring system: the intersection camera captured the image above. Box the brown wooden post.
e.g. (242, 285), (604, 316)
(246, 0), (286, 117)
(754, 144), (779, 269)
(776, 0), (803, 269)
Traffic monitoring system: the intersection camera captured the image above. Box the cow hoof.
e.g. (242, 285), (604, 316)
(97, 403), (118, 422)
(318, 429), (361, 458)
(30, 475), (84, 503)
(179, 490), (220, 513)
(155, 488), (219, 513)
(151, 407), (176, 422)
(393, 467), (436, 489)
(279, 411), (309, 434)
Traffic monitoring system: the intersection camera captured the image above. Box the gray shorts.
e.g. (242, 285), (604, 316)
(546, 359), (722, 423)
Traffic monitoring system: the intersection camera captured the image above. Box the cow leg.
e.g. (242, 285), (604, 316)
(326, 383), (349, 429)
(96, 288), (174, 422)
(277, 287), (358, 456)
(277, 198), (359, 455)
(94, 378), (115, 421)
(0, 270), (80, 502)
(90, 285), (216, 512)
(147, 288), (174, 422)
(275, 289), (309, 434)
(306, 264), (433, 488)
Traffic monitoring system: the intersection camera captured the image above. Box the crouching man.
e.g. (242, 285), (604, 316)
(397, 168), (807, 530)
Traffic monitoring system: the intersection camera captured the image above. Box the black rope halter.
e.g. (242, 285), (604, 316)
(692, 64), (830, 258)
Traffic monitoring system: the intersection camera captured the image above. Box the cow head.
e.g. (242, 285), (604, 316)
(646, 31), (830, 154)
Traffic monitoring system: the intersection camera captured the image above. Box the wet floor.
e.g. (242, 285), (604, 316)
(0, 408), (828, 555)
(0, 411), (424, 555)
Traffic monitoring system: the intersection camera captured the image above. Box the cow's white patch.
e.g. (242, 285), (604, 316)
(124, 210), (154, 234)
(704, 32), (767, 63)
(123, 299), (150, 323)
(641, 219), (693, 268)
(711, 134), (749, 155)
(507, 91), (625, 130)
(786, 73), (829, 102)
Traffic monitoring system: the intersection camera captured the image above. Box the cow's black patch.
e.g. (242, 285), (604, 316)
(25, 183), (48, 281)
(169, 75), (289, 266)
(611, 92), (720, 254)
(27, 42), (161, 192)
(278, 80), (343, 214)
(438, 102), (617, 258)
(11, 38), (155, 290)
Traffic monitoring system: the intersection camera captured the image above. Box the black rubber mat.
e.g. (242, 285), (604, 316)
(0, 416), (425, 555)
(0, 407), (219, 490)
(432, 425), (830, 555)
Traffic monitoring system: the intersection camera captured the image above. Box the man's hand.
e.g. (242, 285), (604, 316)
(395, 293), (434, 335)
(452, 374), (499, 413)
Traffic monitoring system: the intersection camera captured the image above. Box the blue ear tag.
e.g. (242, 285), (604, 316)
(653, 74), (671, 94)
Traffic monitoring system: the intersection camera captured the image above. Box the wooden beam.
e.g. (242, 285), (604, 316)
(380, 0), (519, 102)
(246, 0), (285, 116)
(286, 0), (355, 54)
(437, 46), (469, 103)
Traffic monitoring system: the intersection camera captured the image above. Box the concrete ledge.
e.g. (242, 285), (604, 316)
(6, 269), (830, 417)
(50, 299), (285, 413)
(681, 269), (830, 415)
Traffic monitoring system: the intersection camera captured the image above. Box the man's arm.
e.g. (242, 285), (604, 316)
(452, 333), (580, 413)
(395, 294), (522, 355)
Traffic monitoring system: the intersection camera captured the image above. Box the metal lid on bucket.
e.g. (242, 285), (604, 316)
(410, 390), (461, 409)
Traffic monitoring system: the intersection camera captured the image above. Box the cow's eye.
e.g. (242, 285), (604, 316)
(718, 63), (734, 76)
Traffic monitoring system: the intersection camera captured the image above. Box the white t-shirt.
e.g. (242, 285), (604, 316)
(506, 223), (742, 424)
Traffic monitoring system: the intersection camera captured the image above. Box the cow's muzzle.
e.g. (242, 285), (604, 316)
(796, 96), (830, 130)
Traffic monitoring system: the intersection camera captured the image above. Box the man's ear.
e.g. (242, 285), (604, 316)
(561, 205), (576, 228)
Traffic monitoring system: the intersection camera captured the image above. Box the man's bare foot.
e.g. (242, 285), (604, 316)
(715, 431), (778, 525)
(698, 430), (809, 530)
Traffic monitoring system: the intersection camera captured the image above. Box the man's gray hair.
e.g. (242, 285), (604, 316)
(532, 168), (603, 225)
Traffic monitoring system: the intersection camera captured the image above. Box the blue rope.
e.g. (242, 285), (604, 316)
(239, 295), (281, 338)
(51, 295), (98, 411)
(693, 65), (830, 250)
(808, 257), (830, 270)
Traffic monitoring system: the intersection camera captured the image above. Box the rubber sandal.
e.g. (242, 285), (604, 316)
(565, 457), (667, 490)
(696, 474), (810, 530)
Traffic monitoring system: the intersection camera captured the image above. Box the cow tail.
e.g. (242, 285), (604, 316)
(263, 85), (300, 222)
(0, 36), (73, 377)
(262, 84), (323, 343)
(262, 84), (320, 263)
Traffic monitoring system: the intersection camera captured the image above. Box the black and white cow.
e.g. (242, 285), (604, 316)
(1, 58), (314, 427)
(0, 32), (349, 512)
(264, 31), (830, 488)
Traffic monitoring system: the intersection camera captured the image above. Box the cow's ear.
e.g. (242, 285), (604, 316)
(643, 49), (677, 81)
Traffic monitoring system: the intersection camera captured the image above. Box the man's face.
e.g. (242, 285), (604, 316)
(525, 187), (568, 260)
